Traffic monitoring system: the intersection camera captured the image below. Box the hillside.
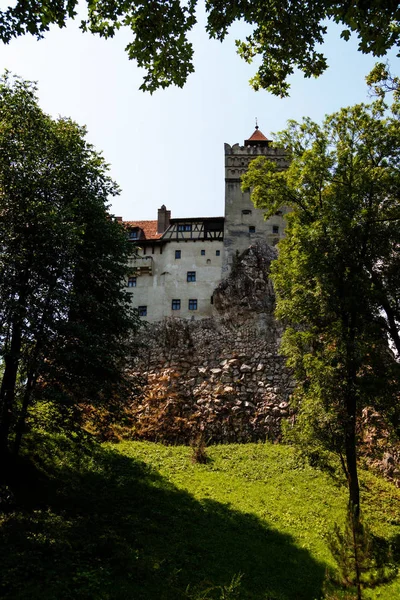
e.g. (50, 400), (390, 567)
(1, 437), (399, 599)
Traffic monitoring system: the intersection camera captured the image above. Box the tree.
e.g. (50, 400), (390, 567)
(0, 1), (399, 95)
(367, 62), (400, 100)
(241, 98), (400, 519)
(0, 73), (140, 470)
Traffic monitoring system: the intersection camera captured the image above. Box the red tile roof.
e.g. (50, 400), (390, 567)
(246, 128), (270, 142)
(123, 220), (163, 240)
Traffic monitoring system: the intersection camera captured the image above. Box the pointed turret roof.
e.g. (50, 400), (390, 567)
(245, 124), (271, 147)
(247, 128), (268, 142)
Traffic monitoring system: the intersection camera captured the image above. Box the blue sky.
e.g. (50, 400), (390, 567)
(0, 3), (398, 221)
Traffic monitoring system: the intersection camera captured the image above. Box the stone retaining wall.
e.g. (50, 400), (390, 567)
(128, 241), (399, 484)
(130, 242), (294, 443)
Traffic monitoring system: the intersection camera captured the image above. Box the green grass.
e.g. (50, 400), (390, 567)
(1, 435), (399, 599)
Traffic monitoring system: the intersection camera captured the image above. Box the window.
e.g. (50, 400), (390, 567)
(273, 225), (279, 234)
(127, 276), (136, 287)
(171, 299), (181, 310)
(175, 250), (181, 259)
(138, 306), (147, 316)
(242, 209), (252, 215)
(249, 226), (256, 233)
(216, 250), (220, 256)
(128, 230), (139, 240)
(275, 210), (283, 216)
(188, 299), (197, 310)
(177, 223), (192, 232)
(201, 249), (205, 256)
(187, 271), (196, 282)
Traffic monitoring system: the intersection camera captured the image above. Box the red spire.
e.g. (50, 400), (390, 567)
(245, 123), (271, 147)
(246, 128), (269, 142)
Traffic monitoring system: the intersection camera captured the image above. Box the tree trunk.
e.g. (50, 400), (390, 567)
(0, 321), (23, 475)
(344, 400), (360, 518)
(13, 369), (37, 457)
(0, 253), (32, 476)
(351, 510), (363, 600)
(344, 322), (362, 597)
(343, 310), (361, 519)
(12, 276), (57, 457)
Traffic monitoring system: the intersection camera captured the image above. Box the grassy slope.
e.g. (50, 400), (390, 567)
(1, 437), (399, 599)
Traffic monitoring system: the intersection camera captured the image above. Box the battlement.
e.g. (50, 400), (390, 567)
(225, 142), (285, 155)
(224, 143), (288, 180)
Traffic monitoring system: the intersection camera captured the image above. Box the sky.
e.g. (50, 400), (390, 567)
(0, 3), (398, 221)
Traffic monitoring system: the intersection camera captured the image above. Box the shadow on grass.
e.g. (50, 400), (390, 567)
(1, 435), (325, 600)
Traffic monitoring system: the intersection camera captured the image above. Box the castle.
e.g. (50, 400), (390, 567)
(121, 127), (288, 322)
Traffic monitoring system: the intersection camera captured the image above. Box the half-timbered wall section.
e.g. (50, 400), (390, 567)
(162, 217), (224, 242)
(124, 213), (224, 322)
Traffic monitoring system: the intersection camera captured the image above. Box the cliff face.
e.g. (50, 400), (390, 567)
(130, 242), (294, 443)
(214, 242), (277, 319)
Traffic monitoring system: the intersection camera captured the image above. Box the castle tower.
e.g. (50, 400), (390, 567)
(222, 126), (288, 275)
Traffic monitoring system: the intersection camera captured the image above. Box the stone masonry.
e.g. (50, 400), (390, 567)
(130, 242), (294, 443)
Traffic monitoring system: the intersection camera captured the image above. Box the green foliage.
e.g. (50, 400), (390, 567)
(281, 390), (346, 474)
(242, 98), (400, 515)
(0, 73), (140, 463)
(0, 2), (399, 94)
(366, 63), (400, 100)
(326, 511), (397, 599)
(186, 572), (244, 599)
(1, 437), (400, 599)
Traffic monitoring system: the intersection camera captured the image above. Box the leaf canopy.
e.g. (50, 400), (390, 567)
(242, 98), (400, 509)
(0, 1), (399, 94)
(0, 73), (140, 457)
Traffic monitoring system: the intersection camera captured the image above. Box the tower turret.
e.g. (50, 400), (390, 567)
(244, 124), (271, 147)
(222, 126), (288, 275)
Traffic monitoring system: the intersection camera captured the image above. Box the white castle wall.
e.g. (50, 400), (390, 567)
(127, 239), (223, 322)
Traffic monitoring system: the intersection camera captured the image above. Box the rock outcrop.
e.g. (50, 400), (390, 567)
(130, 242), (294, 443)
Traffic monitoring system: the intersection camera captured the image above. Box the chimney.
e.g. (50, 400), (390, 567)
(157, 205), (171, 234)
(115, 216), (123, 222)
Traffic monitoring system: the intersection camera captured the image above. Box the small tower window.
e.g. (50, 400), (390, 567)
(249, 226), (256, 234)
(188, 299), (198, 310)
(138, 306), (147, 317)
(175, 250), (181, 259)
(242, 209), (252, 215)
(201, 249), (205, 256)
(273, 225), (279, 234)
(171, 299), (181, 310)
(216, 250), (220, 256)
(187, 271), (196, 282)
(127, 276), (137, 287)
